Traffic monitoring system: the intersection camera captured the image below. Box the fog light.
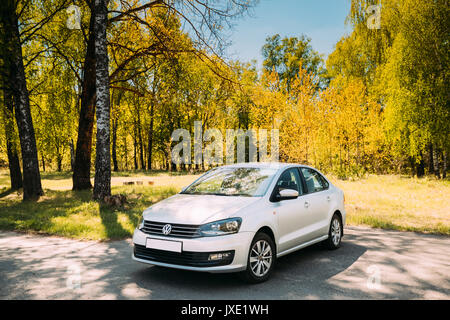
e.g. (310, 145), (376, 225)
(208, 252), (231, 261)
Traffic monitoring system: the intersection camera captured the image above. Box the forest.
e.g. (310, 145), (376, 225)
(0, 0), (449, 202)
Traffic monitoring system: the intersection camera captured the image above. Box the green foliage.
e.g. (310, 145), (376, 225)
(0, 0), (448, 181)
(262, 34), (327, 91)
(327, 0), (449, 176)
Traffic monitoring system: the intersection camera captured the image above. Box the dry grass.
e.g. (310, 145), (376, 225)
(331, 175), (450, 235)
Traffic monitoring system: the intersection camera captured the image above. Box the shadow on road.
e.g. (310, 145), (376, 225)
(1, 228), (449, 299)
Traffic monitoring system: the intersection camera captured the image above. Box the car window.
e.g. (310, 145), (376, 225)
(182, 167), (278, 197)
(275, 168), (303, 195)
(319, 174), (329, 189)
(300, 168), (328, 193)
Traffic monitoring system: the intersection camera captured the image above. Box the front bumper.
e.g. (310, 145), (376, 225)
(132, 228), (255, 273)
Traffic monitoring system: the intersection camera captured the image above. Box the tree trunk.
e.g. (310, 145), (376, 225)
(56, 144), (62, 172)
(428, 144), (434, 174)
(164, 145), (169, 171)
(1, 1), (43, 200)
(111, 90), (122, 173)
(147, 105), (154, 170)
(57, 156), (62, 172)
(147, 79), (156, 171)
(147, 113), (153, 170)
(138, 119), (145, 171)
(73, 10), (96, 190)
(123, 135), (128, 170)
(112, 116), (118, 172)
(133, 124), (138, 170)
(432, 143), (441, 179)
(135, 103), (145, 170)
(92, 0), (111, 200)
(416, 155), (425, 178)
(2, 89), (22, 190)
(41, 154), (45, 172)
(69, 139), (75, 171)
(442, 150), (447, 179)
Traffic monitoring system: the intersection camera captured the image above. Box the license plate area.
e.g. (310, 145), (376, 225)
(146, 238), (182, 253)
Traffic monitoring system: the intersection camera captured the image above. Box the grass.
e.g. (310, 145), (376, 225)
(331, 175), (450, 235)
(0, 170), (448, 239)
(0, 170), (194, 240)
(0, 186), (180, 240)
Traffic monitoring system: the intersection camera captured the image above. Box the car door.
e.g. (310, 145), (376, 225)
(298, 167), (332, 239)
(270, 168), (314, 252)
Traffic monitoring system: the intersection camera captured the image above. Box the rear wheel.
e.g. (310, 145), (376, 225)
(239, 232), (275, 283)
(324, 214), (342, 250)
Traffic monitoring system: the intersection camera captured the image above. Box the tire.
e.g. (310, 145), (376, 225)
(324, 213), (343, 250)
(239, 232), (276, 284)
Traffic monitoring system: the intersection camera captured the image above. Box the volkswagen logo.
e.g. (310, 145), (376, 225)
(162, 224), (172, 236)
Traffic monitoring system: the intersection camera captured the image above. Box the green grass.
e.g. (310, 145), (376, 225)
(0, 171), (449, 239)
(0, 184), (179, 240)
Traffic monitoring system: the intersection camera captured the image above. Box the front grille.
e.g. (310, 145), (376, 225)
(141, 220), (200, 238)
(134, 244), (234, 267)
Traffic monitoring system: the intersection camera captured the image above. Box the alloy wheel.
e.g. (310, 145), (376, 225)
(331, 218), (341, 246)
(249, 240), (273, 277)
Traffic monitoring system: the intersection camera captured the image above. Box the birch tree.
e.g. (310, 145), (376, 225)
(92, 0), (111, 200)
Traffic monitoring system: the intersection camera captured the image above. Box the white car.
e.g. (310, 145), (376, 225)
(132, 163), (346, 283)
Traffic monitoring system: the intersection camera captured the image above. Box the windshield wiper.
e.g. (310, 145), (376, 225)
(181, 191), (253, 197)
(211, 192), (253, 197)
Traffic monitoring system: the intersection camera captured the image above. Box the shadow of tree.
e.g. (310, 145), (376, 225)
(40, 171), (73, 180)
(0, 188), (16, 198)
(99, 204), (130, 240)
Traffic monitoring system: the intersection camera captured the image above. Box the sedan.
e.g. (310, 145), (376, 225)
(132, 163), (346, 283)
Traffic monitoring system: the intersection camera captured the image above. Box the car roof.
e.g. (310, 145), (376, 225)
(217, 162), (314, 171)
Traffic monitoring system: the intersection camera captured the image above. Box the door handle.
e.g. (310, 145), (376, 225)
(327, 196), (331, 202)
(304, 201), (310, 208)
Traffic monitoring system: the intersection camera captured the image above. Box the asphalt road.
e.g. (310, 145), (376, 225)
(0, 227), (449, 299)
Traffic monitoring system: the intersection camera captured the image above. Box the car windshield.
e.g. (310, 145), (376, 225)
(181, 167), (278, 197)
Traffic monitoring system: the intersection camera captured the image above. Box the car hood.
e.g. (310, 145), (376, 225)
(143, 193), (261, 225)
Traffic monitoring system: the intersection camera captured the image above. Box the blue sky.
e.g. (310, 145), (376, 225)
(226, 0), (352, 66)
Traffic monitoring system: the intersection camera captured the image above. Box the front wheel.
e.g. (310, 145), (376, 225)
(239, 233), (276, 283)
(324, 214), (342, 250)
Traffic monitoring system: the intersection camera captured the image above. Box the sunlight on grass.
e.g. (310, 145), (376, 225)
(0, 182), (180, 240)
(331, 175), (450, 235)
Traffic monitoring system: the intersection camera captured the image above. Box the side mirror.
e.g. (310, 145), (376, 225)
(278, 189), (299, 200)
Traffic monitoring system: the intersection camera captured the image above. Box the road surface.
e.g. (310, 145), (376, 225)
(0, 227), (449, 299)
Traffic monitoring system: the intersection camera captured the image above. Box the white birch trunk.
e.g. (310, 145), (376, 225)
(93, 0), (111, 200)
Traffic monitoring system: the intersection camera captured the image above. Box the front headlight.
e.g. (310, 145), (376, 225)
(199, 218), (242, 237)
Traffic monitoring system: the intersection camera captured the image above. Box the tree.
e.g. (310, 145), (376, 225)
(71, 0), (256, 191)
(378, 0), (449, 178)
(326, 0), (449, 177)
(0, 0), (43, 200)
(73, 4), (97, 189)
(262, 34), (327, 92)
(1, 87), (22, 189)
(92, 0), (111, 200)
